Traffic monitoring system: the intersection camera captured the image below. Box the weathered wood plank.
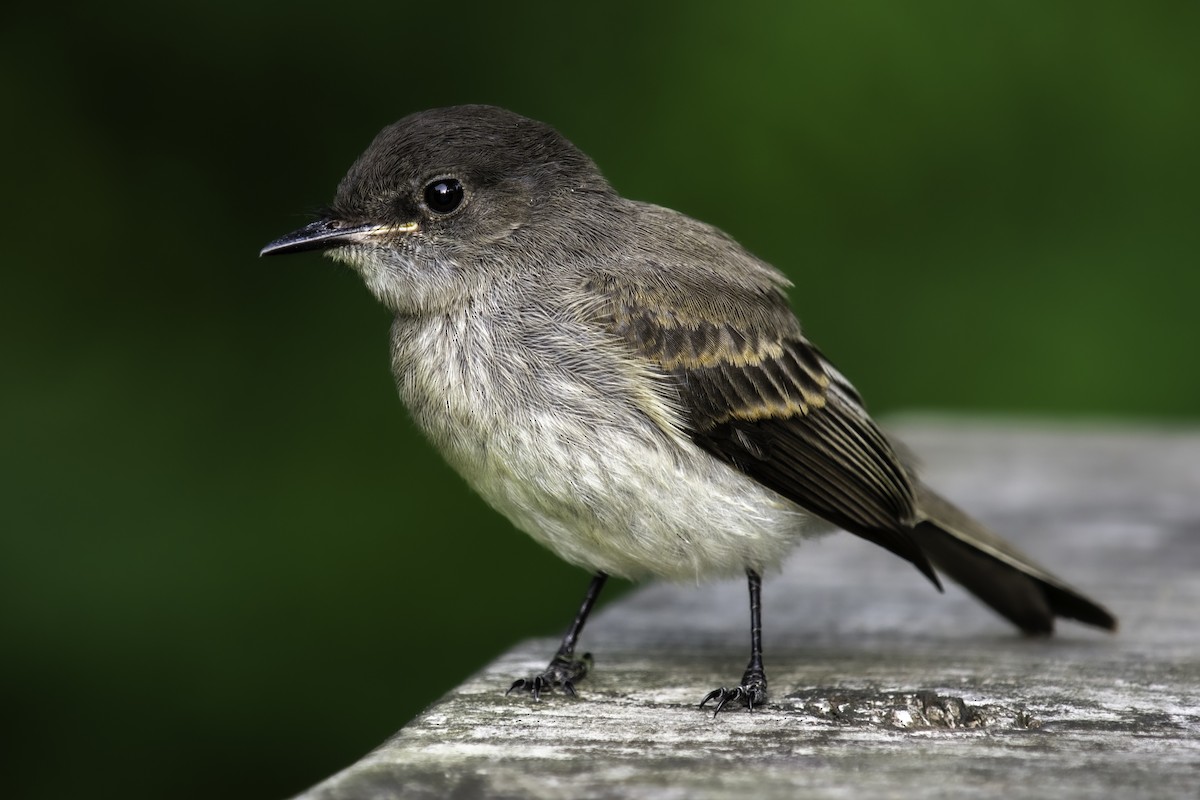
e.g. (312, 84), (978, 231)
(296, 419), (1200, 799)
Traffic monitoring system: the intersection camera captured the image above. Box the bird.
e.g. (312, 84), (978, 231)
(261, 104), (1116, 714)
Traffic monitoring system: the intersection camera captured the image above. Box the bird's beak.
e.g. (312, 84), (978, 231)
(259, 219), (418, 257)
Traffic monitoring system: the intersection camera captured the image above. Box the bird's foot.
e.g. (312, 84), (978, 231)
(506, 652), (593, 700)
(700, 669), (767, 715)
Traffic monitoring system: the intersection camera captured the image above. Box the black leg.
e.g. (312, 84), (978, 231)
(700, 569), (768, 715)
(507, 572), (608, 700)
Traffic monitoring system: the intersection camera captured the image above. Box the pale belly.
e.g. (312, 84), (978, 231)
(392, 313), (823, 582)
(453, 408), (817, 581)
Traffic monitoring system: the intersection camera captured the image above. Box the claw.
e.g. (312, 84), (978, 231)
(699, 676), (766, 715)
(506, 653), (592, 701)
(700, 687), (743, 716)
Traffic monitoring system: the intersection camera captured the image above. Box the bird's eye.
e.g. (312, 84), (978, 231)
(423, 179), (464, 214)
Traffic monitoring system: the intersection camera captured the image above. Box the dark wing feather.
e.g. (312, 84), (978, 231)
(593, 275), (940, 587)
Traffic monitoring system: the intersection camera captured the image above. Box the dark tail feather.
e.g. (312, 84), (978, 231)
(911, 485), (1118, 635)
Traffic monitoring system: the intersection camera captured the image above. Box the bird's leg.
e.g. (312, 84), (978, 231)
(700, 569), (768, 714)
(507, 572), (608, 700)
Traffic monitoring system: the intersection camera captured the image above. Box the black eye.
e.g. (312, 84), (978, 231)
(423, 178), (464, 214)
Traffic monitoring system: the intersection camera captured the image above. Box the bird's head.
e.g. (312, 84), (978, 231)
(261, 104), (612, 314)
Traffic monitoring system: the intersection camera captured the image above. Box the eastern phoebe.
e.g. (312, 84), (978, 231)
(262, 105), (1116, 714)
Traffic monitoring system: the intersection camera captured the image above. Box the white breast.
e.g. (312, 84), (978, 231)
(390, 308), (822, 582)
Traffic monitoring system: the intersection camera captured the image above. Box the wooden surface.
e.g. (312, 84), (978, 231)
(295, 419), (1200, 799)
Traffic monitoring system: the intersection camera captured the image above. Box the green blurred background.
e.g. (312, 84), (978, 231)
(3, 1), (1197, 798)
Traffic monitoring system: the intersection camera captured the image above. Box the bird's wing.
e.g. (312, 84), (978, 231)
(584, 261), (940, 587)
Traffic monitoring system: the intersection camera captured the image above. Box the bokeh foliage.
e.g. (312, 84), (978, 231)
(2, 2), (1197, 799)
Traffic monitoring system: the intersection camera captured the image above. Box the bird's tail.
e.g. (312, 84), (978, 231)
(911, 484), (1117, 634)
